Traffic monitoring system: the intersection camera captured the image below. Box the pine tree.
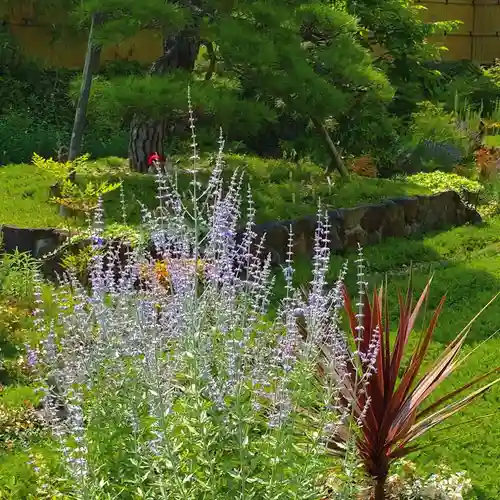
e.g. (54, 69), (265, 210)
(2, 0), (396, 173)
(75, 0), (392, 173)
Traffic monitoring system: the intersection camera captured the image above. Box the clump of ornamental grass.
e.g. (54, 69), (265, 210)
(28, 99), (364, 499)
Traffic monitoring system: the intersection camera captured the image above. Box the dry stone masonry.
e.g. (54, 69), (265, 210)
(248, 191), (482, 264)
(1, 191), (482, 270)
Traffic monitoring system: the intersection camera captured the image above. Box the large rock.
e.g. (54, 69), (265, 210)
(292, 215), (317, 258)
(245, 190), (482, 263)
(327, 210), (344, 253)
(1, 225), (67, 257)
(0, 225), (69, 278)
(340, 206), (367, 230)
(380, 200), (406, 239)
(254, 221), (290, 265)
(345, 226), (368, 249)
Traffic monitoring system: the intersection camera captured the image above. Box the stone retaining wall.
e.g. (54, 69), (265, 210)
(249, 191), (482, 264)
(0, 191), (482, 268)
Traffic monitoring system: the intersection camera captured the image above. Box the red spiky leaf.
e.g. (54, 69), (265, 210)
(324, 278), (499, 498)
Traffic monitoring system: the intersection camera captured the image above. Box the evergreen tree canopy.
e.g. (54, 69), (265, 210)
(347, 0), (461, 116)
(72, 0), (393, 170)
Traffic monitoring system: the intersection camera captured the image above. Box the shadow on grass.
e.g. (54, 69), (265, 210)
(273, 218), (500, 345)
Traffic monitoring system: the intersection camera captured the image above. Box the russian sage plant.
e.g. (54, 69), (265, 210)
(31, 103), (360, 499)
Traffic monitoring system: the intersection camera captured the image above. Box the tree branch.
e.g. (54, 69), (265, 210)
(204, 40), (216, 81)
(311, 117), (349, 178)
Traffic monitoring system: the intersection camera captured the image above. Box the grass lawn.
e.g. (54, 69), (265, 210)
(484, 135), (500, 148)
(0, 154), (433, 229)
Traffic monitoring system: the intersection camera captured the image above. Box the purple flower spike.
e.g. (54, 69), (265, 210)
(92, 236), (104, 247)
(25, 346), (38, 368)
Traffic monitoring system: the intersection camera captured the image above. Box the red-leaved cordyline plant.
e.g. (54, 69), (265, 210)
(325, 251), (500, 500)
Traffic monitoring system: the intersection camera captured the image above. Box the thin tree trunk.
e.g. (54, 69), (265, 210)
(311, 117), (349, 178)
(204, 41), (216, 81)
(59, 13), (101, 217)
(129, 29), (200, 172)
(68, 12), (102, 165)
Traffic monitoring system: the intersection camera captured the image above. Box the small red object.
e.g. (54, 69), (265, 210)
(147, 152), (163, 166)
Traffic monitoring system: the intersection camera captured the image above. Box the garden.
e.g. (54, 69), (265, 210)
(1, 1), (500, 499)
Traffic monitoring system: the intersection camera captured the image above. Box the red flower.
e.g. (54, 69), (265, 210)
(147, 153), (163, 166)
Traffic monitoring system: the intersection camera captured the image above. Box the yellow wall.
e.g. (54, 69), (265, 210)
(7, 24), (163, 68)
(3, 2), (162, 68)
(418, 0), (500, 63)
(4, 0), (500, 67)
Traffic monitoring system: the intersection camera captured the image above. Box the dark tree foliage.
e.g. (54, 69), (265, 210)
(73, 0), (392, 172)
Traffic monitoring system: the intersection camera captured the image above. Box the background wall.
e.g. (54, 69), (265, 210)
(3, 0), (500, 67)
(419, 0), (500, 63)
(2, 2), (162, 67)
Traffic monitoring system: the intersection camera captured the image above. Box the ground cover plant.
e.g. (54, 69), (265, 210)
(0, 154), (434, 230)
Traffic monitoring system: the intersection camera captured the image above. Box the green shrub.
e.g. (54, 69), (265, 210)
(0, 251), (40, 303)
(396, 102), (472, 174)
(407, 171), (483, 197)
(0, 443), (63, 499)
(0, 30), (129, 164)
(0, 111), (69, 165)
(428, 60), (500, 118)
(0, 111), (128, 165)
(478, 177), (500, 217)
(80, 125), (129, 159)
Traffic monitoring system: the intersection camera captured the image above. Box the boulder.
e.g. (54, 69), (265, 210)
(1, 225), (67, 257)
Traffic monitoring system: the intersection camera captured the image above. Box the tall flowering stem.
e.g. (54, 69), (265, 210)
(34, 111), (366, 498)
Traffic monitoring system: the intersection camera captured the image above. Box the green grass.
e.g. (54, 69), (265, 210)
(0, 165), (65, 228)
(0, 154), (432, 228)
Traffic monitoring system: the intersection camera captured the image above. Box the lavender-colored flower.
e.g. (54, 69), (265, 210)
(35, 104), (363, 498)
(25, 345), (38, 368)
(91, 235), (104, 247)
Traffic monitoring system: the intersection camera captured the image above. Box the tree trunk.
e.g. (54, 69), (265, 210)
(204, 41), (216, 81)
(59, 12), (101, 218)
(129, 117), (168, 173)
(128, 28), (200, 172)
(68, 12), (102, 164)
(311, 117), (350, 178)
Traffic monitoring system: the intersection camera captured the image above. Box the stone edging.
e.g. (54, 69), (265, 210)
(247, 191), (481, 264)
(0, 191), (482, 270)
